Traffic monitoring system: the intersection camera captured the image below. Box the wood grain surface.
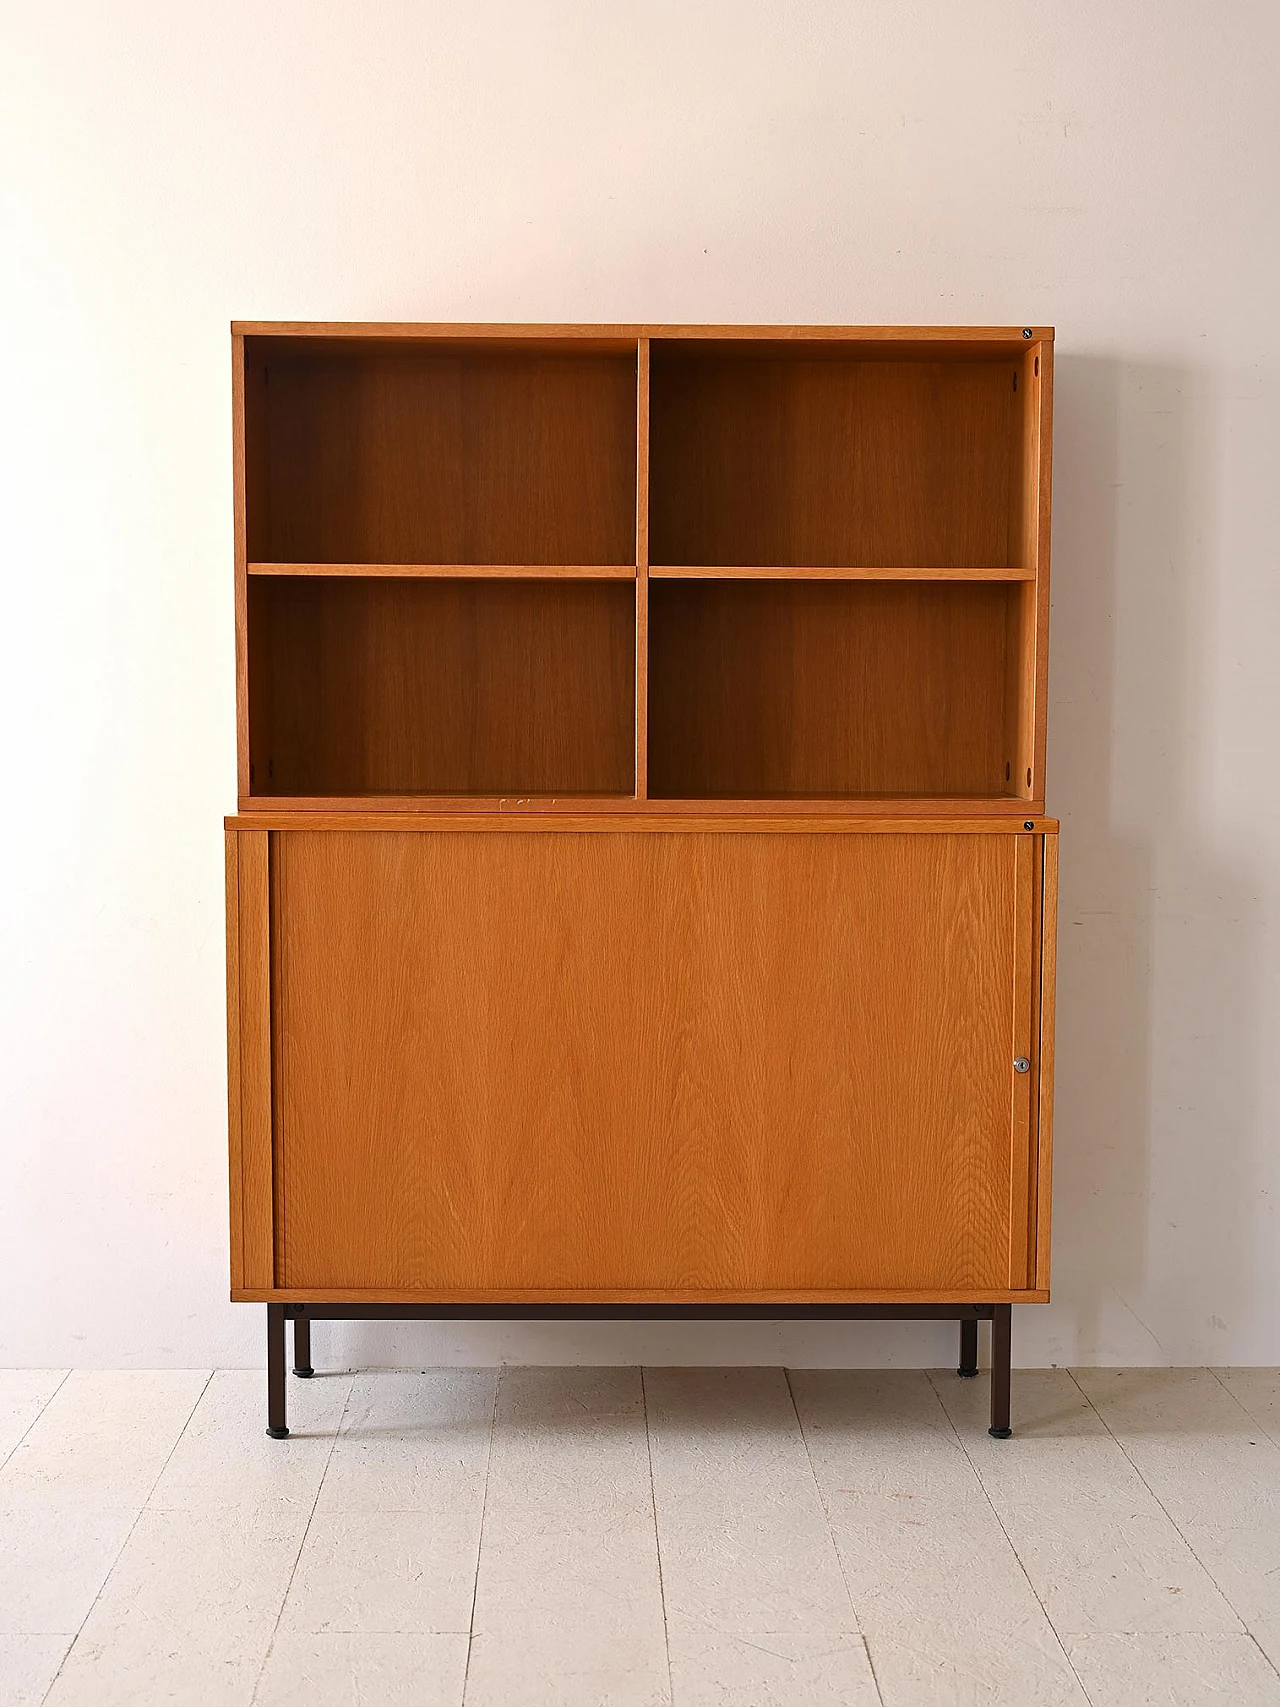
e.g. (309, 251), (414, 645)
(246, 346), (637, 565)
(648, 579), (1013, 798)
(649, 354), (1020, 569)
(248, 576), (635, 796)
(268, 830), (1037, 1295)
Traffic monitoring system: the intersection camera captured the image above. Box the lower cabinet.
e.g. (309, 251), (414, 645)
(227, 826), (1056, 1303)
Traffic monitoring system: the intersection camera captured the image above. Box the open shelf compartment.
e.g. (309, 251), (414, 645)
(247, 576), (636, 797)
(649, 340), (1037, 572)
(647, 578), (1032, 800)
(242, 337), (639, 568)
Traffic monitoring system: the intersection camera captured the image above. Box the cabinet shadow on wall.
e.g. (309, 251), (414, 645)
(1045, 352), (1261, 1369)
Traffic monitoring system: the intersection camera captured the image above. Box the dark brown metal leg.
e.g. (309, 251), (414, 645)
(293, 1311), (314, 1378)
(267, 1303), (289, 1438)
(989, 1304), (1012, 1437)
(957, 1317), (979, 1377)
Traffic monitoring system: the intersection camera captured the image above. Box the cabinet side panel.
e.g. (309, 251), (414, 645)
(274, 830), (1020, 1294)
(225, 831), (244, 1290)
(237, 831), (274, 1288)
(1036, 831), (1059, 1290)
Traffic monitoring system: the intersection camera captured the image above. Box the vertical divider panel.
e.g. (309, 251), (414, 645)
(236, 830), (275, 1289)
(1035, 831), (1059, 1289)
(1007, 833), (1037, 1288)
(232, 334), (250, 799)
(635, 336), (651, 798)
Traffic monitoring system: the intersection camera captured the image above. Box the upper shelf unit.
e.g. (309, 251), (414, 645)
(240, 336), (639, 568)
(648, 338), (1042, 573)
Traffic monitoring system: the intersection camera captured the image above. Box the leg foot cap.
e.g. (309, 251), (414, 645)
(266, 1425), (290, 1440)
(957, 1366), (978, 1378)
(988, 1425), (1013, 1440)
(293, 1367), (315, 1379)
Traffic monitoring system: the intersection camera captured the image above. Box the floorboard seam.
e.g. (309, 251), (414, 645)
(1207, 1367), (1280, 1451)
(783, 1367), (886, 1707)
(248, 1369), (354, 1706)
(40, 1370), (214, 1705)
(639, 1366), (675, 1707)
(926, 1368), (1098, 1707)
(458, 1364), (501, 1706)
(0, 1371), (71, 1480)
(1066, 1369), (1280, 1687)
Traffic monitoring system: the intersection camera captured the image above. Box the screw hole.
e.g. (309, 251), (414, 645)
(1012, 372), (1018, 391)
(1034, 355), (1040, 376)
(1026, 767), (1032, 787)
(1005, 761), (1011, 781)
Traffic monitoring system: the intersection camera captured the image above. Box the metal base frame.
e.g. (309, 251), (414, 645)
(264, 1301), (1015, 1440)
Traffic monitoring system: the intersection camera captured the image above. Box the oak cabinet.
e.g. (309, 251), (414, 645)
(225, 323), (1057, 1437)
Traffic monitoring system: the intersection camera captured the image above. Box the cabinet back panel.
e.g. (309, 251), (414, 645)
(247, 346), (637, 565)
(248, 577), (635, 796)
(649, 353), (1019, 568)
(272, 830), (1026, 1293)
(648, 579), (1011, 797)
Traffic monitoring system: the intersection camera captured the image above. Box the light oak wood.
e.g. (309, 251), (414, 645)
(224, 832), (243, 1289)
(224, 322), (1058, 1323)
(649, 353), (1022, 569)
(228, 812), (1059, 835)
(268, 830), (1038, 1294)
(1036, 831), (1059, 1289)
(234, 320), (1055, 346)
(233, 797), (1050, 821)
(244, 343), (637, 566)
(636, 336), (650, 799)
(234, 831), (273, 1290)
(248, 561), (636, 579)
(648, 579), (1015, 797)
(234, 1287), (1050, 1304)
(248, 576), (635, 796)
(1008, 835), (1037, 1288)
(651, 564), (1034, 580)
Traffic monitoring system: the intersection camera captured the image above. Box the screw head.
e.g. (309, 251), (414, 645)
(1024, 819), (1035, 830)
(1022, 327), (1033, 338)
(1014, 1057), (1031, 1074)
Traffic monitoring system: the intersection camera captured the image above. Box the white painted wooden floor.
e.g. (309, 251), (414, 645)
(1, 1368), (1279, 1706)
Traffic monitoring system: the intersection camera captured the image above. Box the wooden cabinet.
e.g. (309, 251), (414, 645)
(225, 324), (1057, 1437)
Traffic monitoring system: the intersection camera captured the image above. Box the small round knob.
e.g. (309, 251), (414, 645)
(1013, 1057), (1031, 1074)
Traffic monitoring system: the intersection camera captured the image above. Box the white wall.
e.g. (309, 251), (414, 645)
(2, 1), (1277, 1370)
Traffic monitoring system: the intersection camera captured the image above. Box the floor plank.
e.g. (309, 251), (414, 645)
(646, 1367), (878, 1707)
(463, 1367), (668, 1706)
(790, 1369), (1087, 1706)
(0, 1371), (208, 1637)
(279, 1371), (496, 1640)
(0, 1374), (66, 1470)
(40, 1369), (349, 1706)
(1064, 1632), (1280, 1707)
(255, 1633), (469, 1707)
(1074, 1369), (1280, 1673)
(0, 1633), (72, 1707)
(932, 1368), (1239, 1640)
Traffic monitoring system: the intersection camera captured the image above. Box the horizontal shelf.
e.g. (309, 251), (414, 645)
(649, 565), (1034, 581)
(237, 794), (1041, 817)
(248, 562), (636, 579)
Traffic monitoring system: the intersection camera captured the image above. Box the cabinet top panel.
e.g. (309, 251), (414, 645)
(233, 321), (1054, 355)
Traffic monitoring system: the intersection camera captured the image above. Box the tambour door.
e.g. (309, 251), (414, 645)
(227, 828), (1052, 1299)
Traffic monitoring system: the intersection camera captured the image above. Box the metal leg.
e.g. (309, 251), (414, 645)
(988, 1304), (1012, 1438)
(266, 1303), (289, 1438)
(293, 1312), (314, 1379)
(957, 1317), (979, 1378)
